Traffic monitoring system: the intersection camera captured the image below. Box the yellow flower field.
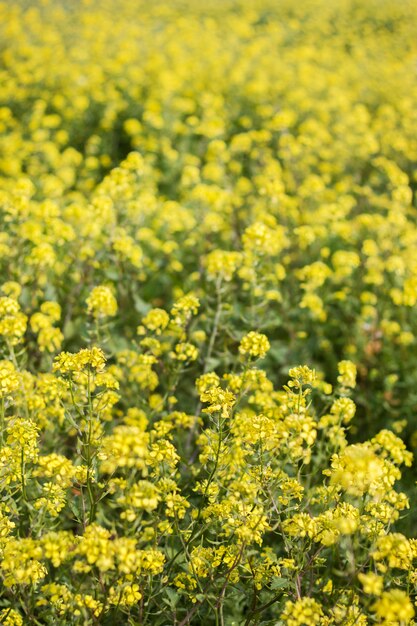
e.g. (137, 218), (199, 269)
(1, 0), (417, 623)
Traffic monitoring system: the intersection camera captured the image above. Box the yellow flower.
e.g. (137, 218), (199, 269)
(0, 297), (27, 345)
(86, 285), (118, 318)
(109, 583), (142, 606)
(371, 589), (414, 624)
(239, 331), (270, 359)
(0, 360), (19, 398)
(337, 360), (357, 389)
(200, 385), (236, 418)
(281, 598), (324, 625)
(358, 572), (383, 595)
(140, 308), (170, 333)
(0, 609), (23, 626)
(205, 250), (242, 281)
(172, 342), (198, 362)
(53, 347), (106, 374)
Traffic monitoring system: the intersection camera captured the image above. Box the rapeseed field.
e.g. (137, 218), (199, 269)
(1, 0), (417, 623)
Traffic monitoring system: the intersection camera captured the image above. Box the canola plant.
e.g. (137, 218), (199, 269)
(1, 0), (417, 623)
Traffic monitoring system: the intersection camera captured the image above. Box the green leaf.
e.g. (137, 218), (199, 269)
(132, 292), (151, 315)
(270, 577), (289, 590)
(163, 587), (179, 608)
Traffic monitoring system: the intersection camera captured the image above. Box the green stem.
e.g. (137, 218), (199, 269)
(0, 396), (4, 447)
(85, 370), (96, 524)
(21, 448), (26, 501)
(166, 413), (225, 577)
(7, 341), (29, 419)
